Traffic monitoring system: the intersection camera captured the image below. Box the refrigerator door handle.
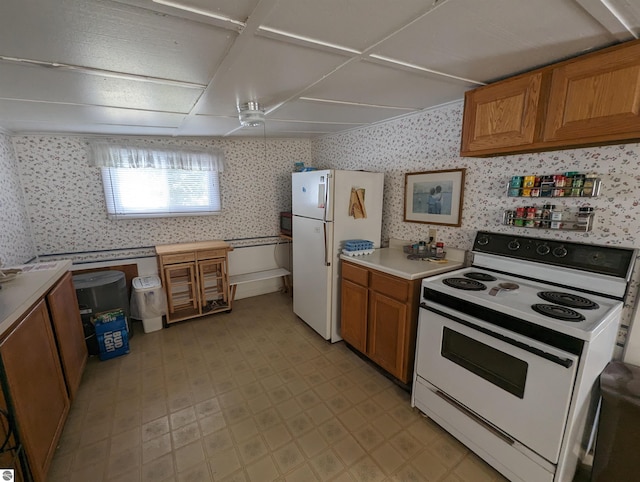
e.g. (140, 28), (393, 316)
(322, 178), (328, 222)
(323, 223), (330, 266)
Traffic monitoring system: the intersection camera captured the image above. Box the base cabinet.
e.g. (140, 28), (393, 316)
(157, 241), (233, 324)
(340, 260), (421, 384)
(47, 271), (88, 400)
(0, 300), (70, 482)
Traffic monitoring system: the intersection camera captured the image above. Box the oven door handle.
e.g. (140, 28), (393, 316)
(420, 303), (575, 369)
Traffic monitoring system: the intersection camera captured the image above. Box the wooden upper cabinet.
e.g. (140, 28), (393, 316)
(544, 41), (640, 144)
(460, 72), (547, 156)
(460, 39), (640, 157)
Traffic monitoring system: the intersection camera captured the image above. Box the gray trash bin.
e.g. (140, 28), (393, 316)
(73, 270), (130, 354)
(130, 276), (166, 333)
(591, 361), (640, 482)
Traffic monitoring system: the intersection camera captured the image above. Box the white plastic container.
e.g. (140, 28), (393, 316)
(130, 276), (166, 333)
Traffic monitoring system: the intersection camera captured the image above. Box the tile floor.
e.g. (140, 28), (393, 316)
(48, 291), (511, 482)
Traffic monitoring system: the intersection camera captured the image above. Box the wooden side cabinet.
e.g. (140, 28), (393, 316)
(157, 241), (233, 324)
(0, 300), (70, 482)
(340, 260), (421, 384)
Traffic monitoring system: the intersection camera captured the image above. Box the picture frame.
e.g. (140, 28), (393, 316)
(404, 168), (466, 226)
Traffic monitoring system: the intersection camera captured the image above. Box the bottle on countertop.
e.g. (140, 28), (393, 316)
(435, 242), (445, 259)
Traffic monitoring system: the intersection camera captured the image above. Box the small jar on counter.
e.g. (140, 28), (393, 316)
(435, 242), (445, 259)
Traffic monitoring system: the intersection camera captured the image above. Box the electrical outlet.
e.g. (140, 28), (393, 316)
(428, 228), (438, 244)
(617, 328), (627, 346)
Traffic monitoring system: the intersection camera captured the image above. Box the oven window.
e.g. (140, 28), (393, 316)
(442, 327), (528, 399)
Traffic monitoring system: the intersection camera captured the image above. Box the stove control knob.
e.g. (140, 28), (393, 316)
(553, 246), (568, 258)
(508, 240), (520, 251)
(477, 235), (490, 246)
(536, 244), (551, 255)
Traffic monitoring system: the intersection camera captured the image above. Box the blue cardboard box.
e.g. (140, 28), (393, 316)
(94, 309), (130, 361)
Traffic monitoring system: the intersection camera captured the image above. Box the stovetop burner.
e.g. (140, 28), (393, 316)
(464, 272), (497, 281)
(537, 291), (599, 310)
(443, 278), (487, 291)
(531, 304), (586, 322)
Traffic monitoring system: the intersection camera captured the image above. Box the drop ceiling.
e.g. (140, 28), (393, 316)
(0, 0), (638, 138)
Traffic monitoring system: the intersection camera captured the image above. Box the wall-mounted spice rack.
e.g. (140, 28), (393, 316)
(506, 173), (601, 198)
(502, 206), (595, 232)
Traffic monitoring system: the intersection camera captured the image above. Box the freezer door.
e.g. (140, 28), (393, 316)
(293, 215), (333, 340)
(292, 170), (333, 221)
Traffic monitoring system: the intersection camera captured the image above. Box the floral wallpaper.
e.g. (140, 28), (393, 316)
(6, 100), (640, 346)
(12, 135), (311, 257)
(312, 100), (640, 343)
(0, 132), (36, 265)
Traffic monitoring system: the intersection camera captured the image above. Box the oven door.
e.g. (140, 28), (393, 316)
(416, 302), (579, 464)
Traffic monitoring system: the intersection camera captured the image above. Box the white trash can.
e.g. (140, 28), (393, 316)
(130, 276), (166, 333)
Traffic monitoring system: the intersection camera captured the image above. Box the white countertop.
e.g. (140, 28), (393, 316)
(340, 246), (466, 280)
(0, 260), (72, 337)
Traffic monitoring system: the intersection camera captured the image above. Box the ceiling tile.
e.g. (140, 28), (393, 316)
(302, 60), (475, 110)
(0, 100), (185, 135)
(114, 0), (260, 23)
(270, 99), (414, 124)
(373, 0), (618, 83)
(0, 0), (234, 84)
(0, 62), (203, 113)
(262, 0), (435, 51)
(193, 36), (351, 117)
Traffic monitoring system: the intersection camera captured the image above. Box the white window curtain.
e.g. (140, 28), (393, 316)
(89, 142), (225, 219)
(89, 142), (225, 171)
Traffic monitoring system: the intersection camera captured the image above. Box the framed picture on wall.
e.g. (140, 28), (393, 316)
(404, 168), (466, 226)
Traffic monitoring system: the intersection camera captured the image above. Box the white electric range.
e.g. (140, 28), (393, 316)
(412, 231), (637, 482)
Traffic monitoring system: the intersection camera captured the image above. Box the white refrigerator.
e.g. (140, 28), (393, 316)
(292, 169), (384, 342)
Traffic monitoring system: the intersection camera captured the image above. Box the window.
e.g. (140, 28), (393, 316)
(90, 142), (225, 219)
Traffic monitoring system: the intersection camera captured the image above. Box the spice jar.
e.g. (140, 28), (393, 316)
(514, 207), (525, 226)
(550, 208), (563, 229)
(553, 175), (566, 196)
(525, 206), (536, 227)
(541, 204), (554, 229)
(522, 176), (535, 196)
(577, 207), (594, 229)
(435, 242), (445, 259)
(571, 174), (585, 196)
(582, 176), (598, 197)
(509, 176), (523, 197)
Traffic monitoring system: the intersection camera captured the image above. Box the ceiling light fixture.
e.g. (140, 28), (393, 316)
(238, 101), (265, 127)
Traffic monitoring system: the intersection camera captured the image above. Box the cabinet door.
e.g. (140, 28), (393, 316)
(460, 72), (546, 155)
(340, 279), (368, 352)
(1, 300), (69, 482)
(47, 271), (87, 400)
(544, 42), (640, 144)
(367, 291), (408, 382)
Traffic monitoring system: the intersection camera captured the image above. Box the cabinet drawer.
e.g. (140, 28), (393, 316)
(342, 262), (369, 287)
(162, 252), (196, 264)
(197, 249), (227, 260)
(370, 271), (409, 302)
